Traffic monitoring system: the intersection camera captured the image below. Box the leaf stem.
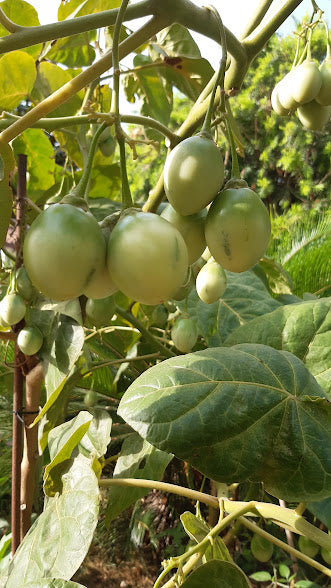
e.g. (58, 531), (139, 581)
(71, 122), (107, 200)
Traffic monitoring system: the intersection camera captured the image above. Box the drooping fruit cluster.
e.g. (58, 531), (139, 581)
(163, 136), (271, 290)
(271, 57), (331, 129)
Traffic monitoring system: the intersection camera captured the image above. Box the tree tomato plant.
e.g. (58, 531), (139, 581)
(0, 2), (330, 588)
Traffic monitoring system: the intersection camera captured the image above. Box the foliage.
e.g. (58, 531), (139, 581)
(0, 1), (330, 587)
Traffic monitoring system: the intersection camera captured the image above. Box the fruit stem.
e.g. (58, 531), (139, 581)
(112, 0), (134, 210)
(201, 6), (227, 135)
(70, 122), (107, 200)
(322, 18), (331, 59)
(226, 114), (241, 179)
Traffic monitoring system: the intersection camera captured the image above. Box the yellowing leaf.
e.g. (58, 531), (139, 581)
(0, 51), (36, 110)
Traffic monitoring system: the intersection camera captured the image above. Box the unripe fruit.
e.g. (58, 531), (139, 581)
(16, 267), (34, 301)
(164, 135), (224, 216)
(196, 259), (227, 304)
(290, 59), (322, 104)
(315, 58), (331, 106)
(298, 536), (319, 558)
(23, 203), (106, 301)
(205, 186), (271, 273)
(271, 83), (290, 116)
(250, 534), (273, 563)
(161, 204), (206, 264)
(86, 295), (115, 328)
(171, 317), (198, 353)
(297, 100), (331, 130)
(84, 390), (98, 409)
(277, 71), (298, 111)
(0, 292), (26, 326)
(17, 326), (43, 356)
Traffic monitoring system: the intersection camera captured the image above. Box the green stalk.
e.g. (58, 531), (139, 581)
(69, 122), (107, 201)
(201, 6), (227, 135)
(226, 115), (240, 179)
(112, 0), (133, 210)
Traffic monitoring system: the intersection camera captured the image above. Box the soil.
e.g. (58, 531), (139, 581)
(74, 552), (159, 587)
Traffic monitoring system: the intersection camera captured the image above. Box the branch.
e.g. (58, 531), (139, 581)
(244, 0), (305, 56)
(99, 478), (331, 552)
(239, 0), (274, 39)
(0, 0), (153, 54)
(0, 18), (165, 144)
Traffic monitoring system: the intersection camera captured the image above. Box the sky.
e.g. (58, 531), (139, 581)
(28, 0), (331, 69)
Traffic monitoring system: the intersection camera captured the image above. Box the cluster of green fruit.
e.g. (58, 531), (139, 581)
(21, 133), (270, 313)
(0, 268), (43, 356)
(250, 533), (331, 565)
(271, 56), (331, 129)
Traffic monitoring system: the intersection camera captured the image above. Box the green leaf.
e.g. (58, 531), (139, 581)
(249, 571), (273, 582)
(105, 432), (172, 525)
(118, 344), (330, 502)
(44, 411), (93, 496)
(39, 314), (85, 397)
(278, 563), (291, 579)
(0, 51), (36, 110)
(181, 560), (250, 586)
(307, 497), (331, 529)
(58, 0), (121, 20)
(47, 32), (96, 68)
(154, 24), (202, 59)
(180, 512), (232, 562)
(126, 54), (172, 127)
(31, 63), (83, 117)
(224, 298), (331, 396)
(258, 257), (294, 295)
(5, 454), (99, 586)
(13, 129), (55, 198)
(180, 271), (281, 345)
(0, 532), (11, 560)
(79, 407), (112, 458)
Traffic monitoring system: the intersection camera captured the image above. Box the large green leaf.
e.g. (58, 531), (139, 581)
(44, 411), (93, 496)
(0, 51), (36, 110)
(180, 271), (281, 345)
(181, 560), (250, 587)
(5, 454), (99, 586)
(118, 344), (330, 502)
(105, 432), (172, 525)
(224, 298), (331, 396)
